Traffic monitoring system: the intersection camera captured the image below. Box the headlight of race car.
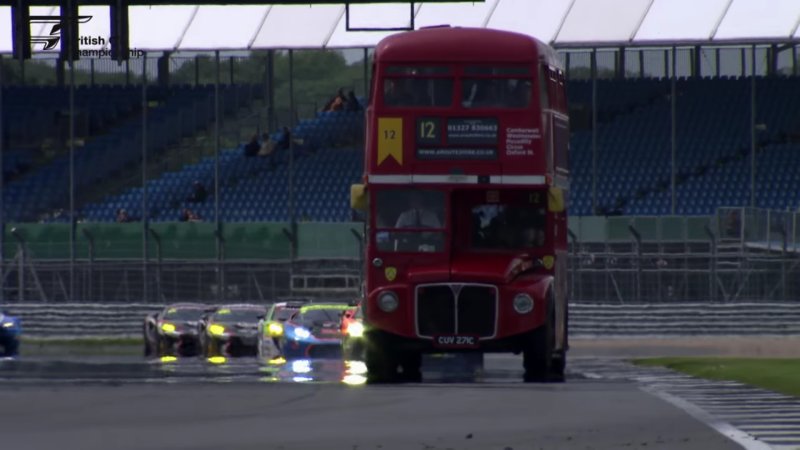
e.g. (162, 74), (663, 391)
(346, 322), (364, 338)
(208, 324), (226, 336)
(267, 322), (284, 337)
(1, 322), (13, 328)
(293, 327), (311, 339)
(161, 323), (177, 334)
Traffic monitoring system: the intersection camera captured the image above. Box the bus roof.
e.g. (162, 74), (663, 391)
(375, 27), (561, 69)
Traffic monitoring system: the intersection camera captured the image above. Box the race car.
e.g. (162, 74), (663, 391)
(276, 303), (351, 359)
(341, 302), (366, 361)
(143, 303), (213, 357)
(0, 310), (21, 357)
(200, 304), (267, 357)
(257, 299), (312, 358)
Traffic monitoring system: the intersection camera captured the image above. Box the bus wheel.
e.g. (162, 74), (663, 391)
(365, 333), (400, 383)
(399, 352), (422, 383)
(523, 295), (555, 383)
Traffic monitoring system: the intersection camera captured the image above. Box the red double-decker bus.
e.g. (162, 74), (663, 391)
(350, 26), (570, 383)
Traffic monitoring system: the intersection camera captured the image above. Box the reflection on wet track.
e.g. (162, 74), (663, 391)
(0, 353), (520, 385)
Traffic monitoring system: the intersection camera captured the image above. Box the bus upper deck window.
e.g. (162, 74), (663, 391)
(383, 78), (453, 107)
(462, 78), (531, 108)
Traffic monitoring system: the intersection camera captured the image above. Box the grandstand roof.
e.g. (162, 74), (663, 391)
(1, 0), (799, 53)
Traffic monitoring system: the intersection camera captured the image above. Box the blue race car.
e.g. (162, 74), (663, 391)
(0, 311), (21, 357)
(278, 303), (351, 359)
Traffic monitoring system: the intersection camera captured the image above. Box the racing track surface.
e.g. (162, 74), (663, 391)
(0, 354), (743, 450)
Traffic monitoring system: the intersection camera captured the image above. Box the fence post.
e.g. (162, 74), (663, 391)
(628, 224), (642, 302)
(283, 226), (297, 295)
(705, 224), (717, 302)
(778, 217), (788, 301)
(567, 229), (579, 302)
(350, 228), (364, 291)
(149, 228), (162, 303)
(214, 228), (225, 303)
(82, 229), (94, 302)
(10, 228), (25, 302)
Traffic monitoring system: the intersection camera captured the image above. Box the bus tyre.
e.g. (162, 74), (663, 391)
(399, 352), (422, 383)
(523, 295), (556, 383)
(365, 332), (400, 383)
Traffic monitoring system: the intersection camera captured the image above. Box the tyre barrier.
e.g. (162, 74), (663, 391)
(3, 302), (800, 339)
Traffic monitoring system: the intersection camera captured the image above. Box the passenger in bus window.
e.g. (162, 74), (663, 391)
(522, 227), (546, 247)
(384, 79), (413, 106)
(395, 192), (442, 228)
(508, 80), (531, 108)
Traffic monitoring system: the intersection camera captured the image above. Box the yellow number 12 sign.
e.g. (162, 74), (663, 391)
(377, 117), (403, 165)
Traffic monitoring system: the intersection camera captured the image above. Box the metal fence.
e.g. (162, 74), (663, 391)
(1, 258), (362, 304)
(569, 208), (800, 303)
(2, 209), (799, 304)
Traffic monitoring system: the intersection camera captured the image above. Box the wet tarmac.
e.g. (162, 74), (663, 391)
(0, 353), (528, 385)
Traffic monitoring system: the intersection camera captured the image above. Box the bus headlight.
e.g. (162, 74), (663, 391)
(377, 291), (399, 313)
(513, 294), (534, 314)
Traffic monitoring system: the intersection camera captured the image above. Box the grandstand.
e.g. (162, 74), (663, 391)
(1, 1), (799, 304)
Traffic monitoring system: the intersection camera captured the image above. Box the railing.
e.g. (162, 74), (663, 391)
(11, 302), (800, 338)
(2, 210), (800, 303)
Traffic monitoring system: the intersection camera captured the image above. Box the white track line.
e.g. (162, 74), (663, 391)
(642, 386), (773, 450)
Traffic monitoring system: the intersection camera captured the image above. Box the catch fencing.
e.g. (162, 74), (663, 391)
(9, 302), (800, 339)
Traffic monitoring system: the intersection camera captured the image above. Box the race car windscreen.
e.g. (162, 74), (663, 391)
(295, 308), (345, 327)
(163, 307), (206, 321)
(271, 307), (297, 322)
(212, 308), (264, 324)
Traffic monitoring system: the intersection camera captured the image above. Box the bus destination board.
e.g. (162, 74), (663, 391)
(446, 118), (498, 145)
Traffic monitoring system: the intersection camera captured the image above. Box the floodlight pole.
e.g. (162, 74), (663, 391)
(671, 47), (677, 215)
(68, 22), (76, 303)
(142, 53), (149, 303)
(590, 49), (597, 214)
(214, 50), (223, 303)
(0, 55), (4, 303)
(363, 48), (369, 99)
(289, 49), (295, 228)
(750, 45), (756, 208)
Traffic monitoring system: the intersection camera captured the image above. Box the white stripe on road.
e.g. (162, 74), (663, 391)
(642, 387), (773, 450)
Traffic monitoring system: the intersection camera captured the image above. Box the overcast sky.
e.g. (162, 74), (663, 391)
(1, 0), (799, 53)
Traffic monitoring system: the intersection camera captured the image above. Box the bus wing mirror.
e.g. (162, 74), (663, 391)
(350, 184), (367, 211)
(548, 187), (565, 213)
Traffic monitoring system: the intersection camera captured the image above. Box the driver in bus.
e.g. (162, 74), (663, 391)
(395, 192), (442, 229)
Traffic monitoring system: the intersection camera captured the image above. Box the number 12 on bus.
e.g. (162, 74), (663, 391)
(348, 26), (570, 384)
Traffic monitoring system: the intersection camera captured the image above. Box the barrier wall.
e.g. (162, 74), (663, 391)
(3, 222), (363, 260)
(9, 302), (800, 338)
(4, 217), (718, 261)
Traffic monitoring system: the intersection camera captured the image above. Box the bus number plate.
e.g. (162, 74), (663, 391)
(433, 335), (479, 349)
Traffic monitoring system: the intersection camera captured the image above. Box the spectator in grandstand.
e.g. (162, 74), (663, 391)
(258, 132), (275, 157)
(116, 208), (132, 223)
(323, 89), (346, 112)
(180, 208), (202, 222)
(243, 134), (260, 158)
(187, 181), (208, 203)
(346, 91), (362, 112)
(277, 126), (291, 150)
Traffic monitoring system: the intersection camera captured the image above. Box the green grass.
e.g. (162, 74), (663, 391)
(634, 357), (800, 397)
